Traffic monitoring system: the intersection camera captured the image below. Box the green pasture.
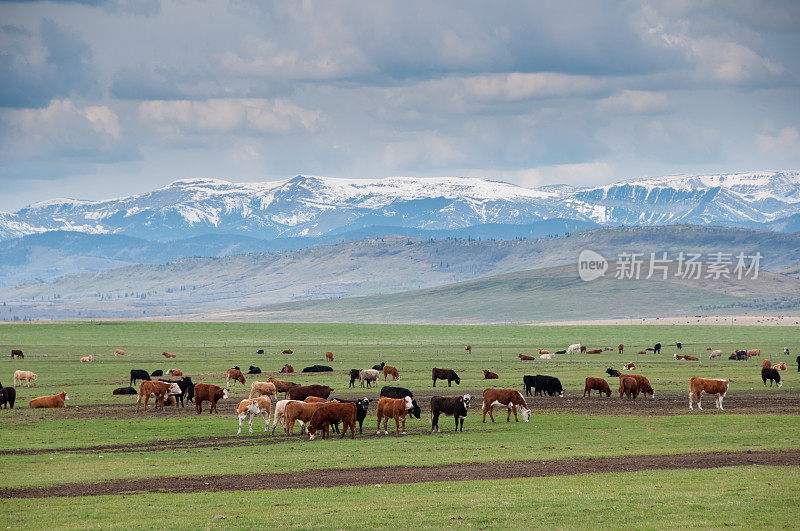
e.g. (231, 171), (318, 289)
(2, 466), (798, 529)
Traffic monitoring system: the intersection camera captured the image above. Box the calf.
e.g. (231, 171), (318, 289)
(689, 377), (730, 410)
(533, 375), (563, 397)
(483, 370), (499, 379)
(538, 349), (549, 355)
(379, 387), (421, 418)
(762, 367), (782, 388)
(236, 396), (272, 435)
(383, 365), (400, 381)
(249, 381), (278, 401)
(256, 349), (265, 355)
(774, 362), (787, 371)
(465, 345), (471, 354)
(114, 349), (125, 356)
(359, 369), (380, 388)
(747, 349), (761, 359)
(586, 349), (602, 354)
(286, 384), (333, 401)
(280, 364), (294, 373)
(284, 400), (326, 435)
(584, 377), (611, 397)
(330, 397), (371, 434)
(555, 350), (566, 354)
(621, 374), (655, 398)
(247, 366), (261, 374)
(709, 349), (723, 359)
(166, 368), (182, 376)
(162, 352), (176, 358)
(282, 349), (293, 355)
(567, 344), (581, 354)
(606, 368), (621, 377)
(11, 349), (24, 359)
(430, 394), (471, 432)
(349, 368), (360, 388)
(619, 376), (639, 399)
(29, 391), (69, 408)
(266, 377), (297, 395)
(518, 354), (535, 361)
(80, 355), (93, 362)
(654, 343), (662, 354)
(13, 370), (37, 387)
(325, 351), (334, 362)
(0, 383), (16, 408)
(302, 365), (333, 373)
(482, 388), (531, 423)
(130, 369), (151, 387)
(226, 368), (246, 387)
(112, 386), (137, 395)
(308, 402), (357, 440)
(675, 354), (699, 361)
(539, 353), (555, 359)
(376, 396), (415, 435)
(193, 383), (228, 414)
(432, 368), (460, 387)
(160, 377), (194, 407)
(623, 362), (636, 370)
(763, 359), (772, 369)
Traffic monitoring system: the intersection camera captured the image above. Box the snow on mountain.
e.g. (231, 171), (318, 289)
(0, 171), (798, 241)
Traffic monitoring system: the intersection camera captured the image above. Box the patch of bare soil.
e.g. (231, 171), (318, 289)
(2, 450), (797, 499)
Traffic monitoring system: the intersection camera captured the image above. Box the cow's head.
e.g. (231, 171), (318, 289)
(453, 373), (461, 385)
(31, 374), (38, 381)
(403, 395), (420, 418)
(168, 383), (181, 395)
(222, 389), (229, 399)
(520, 406), (531, 422)
(462, 394), (471, 409)
(357, 397), (371, 411)
(307, 425), (318, 440)
(247, 401), (260, 415)
(60, 392), (69, 400)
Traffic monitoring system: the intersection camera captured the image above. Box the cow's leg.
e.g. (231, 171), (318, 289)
(383, 417), (389, 435)
(482, 407), (487, 423)
(688, 392), (694, 410)
(400, 416), (406, 435)
(506, 406), (512, 422)
(248, 416), (254, 434)
(431, 412), (438, 432)
(237, 416), (243, 435)
(513, 404), (519, 422)
(448, 380), (451, 387)
(697, 392), (703, 410)
(376, 414), (382, 435)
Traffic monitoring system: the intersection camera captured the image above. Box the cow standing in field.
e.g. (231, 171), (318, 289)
(432, 368), (460, 387)
(284, 401), (327, 435)
(621, 374), (654, 398)
(307, 402), (357, 440)
(430, 395), (471, 432)
(762, 367), (782, 388)
(379, 387), (421, 418)
(654, 343), (661, 355)
(286, 384), (333, 401)
(330, 397), (371, 434)
(193, 383), (228, 414)
(689, 377), (730, 411)
(236, 396), (272, 435)
(130, 369), (151, 386)
(249, 381), (278, 401)
(226, 368), (246, 387)
(747, 349), (761, 359)
(567, 344), (581, 355)
(325, 351), (334, 362)
(348, 369), (360, 388)
(0, 382), (17, 409)
(11, 349), (24, 359)
(13, 371), (37, 387)
(29, 391), (69, 408)
(618, 344), (624, 354)
(137, 381), (180, 411)
(619, 377), (639, 399)
(584, 377), (611, 397)
(359, 369), (380, 388)
(376, 396), (415, 435)
(482, 388), (531, 423)
(383, 365), (399, 381)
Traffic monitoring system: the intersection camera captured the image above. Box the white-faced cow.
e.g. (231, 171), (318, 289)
(481, 388), (531, 423)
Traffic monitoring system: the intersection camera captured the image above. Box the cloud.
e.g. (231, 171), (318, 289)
(2, 0), (161, 16)
(757, 127), (800, 160)
(4, 98), (121, 148)
(493, 162), (616, 188)
(596, 90), (672, 114)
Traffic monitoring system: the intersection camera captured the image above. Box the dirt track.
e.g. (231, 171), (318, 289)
(2, 450), (797, 499)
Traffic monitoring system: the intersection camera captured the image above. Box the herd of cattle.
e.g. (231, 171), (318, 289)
(3, 344), (796, 437)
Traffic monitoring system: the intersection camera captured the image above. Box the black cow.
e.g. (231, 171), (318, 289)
(555, 349), (566, 354)
(606, 368), (622, 377)
(130, 369), (151, 387)
(331, 397), (372, 434)
(432, 368), (460, 387)
(762, 367), (782, 388)
(247, 366), (261, 374)
(230, 366), (241, 371)
(730, 350), (747, 360)
(380, 386), (421, 418)
(112, 386), (137, 395)
(150, 370), (163, 377)
(654, 343), (662, 355)
(0, 382), (16, 408)
(256, 349), (264, 355)
(797, 355), (800, 372)
(372, 362), (386, 371)
(11, 349), (24, 359)
(532, 374), (563, 397)
(676, 342), (682, 350)
(430, 395), (471, 432)
(302, 365), (333, 373)
(349, 369), (360, 388)
(158, 377), (194, 406)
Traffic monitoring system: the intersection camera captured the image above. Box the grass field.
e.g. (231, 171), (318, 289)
(0, 321), (798, 528)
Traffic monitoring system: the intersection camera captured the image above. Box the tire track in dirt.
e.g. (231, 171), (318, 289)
(2, 450), (798, 499)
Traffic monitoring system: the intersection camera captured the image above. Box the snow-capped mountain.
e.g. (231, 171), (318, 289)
(1, 171), (798, 241)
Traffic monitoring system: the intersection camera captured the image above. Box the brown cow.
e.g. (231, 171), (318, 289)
(518, 354), (535, 361)
(286, 384), (333, 401)
(620, 374), (654, 398)
(193, 383), (228, 414)
(619, 376), (639, 399)
(282, 349), (293, 355)
(249, 381), (278, 400)
(162, 352), (176, 358)
(284, 400), (326, 435)
(774, 362), (787, 371)
(376, 396), (415, 435)
(29, 391), (69, 408)
(623, 362), (636, 370)
(11, 349), (24, 359)
(308, 402), (357, 440)
(236, 396), (271, 435)
(586, 349), (602, 354)
(689, 377), (730, 410)
(325, 351), (334, 361)
(580, 345), (587, 353)
(762, 359), (772, 368)
(483, 370), (499, 379)
(226, 368), (246, 387)
(481, 388), (531, 423)
(675, 354), (699, 361)
(583, 377), (611, 397)
(167, 368), (182, 376)
(618, 344), (624, 354)
(383, 365), (399, 381)
(279, 364), (294, 373)
(80, 355), (93, 362)
(538, 349), (549, 355)
(637, 350), (646, 354)
(137, 380), (174, 411)
(465, 345), (472, 354)
(113, 349), (125, 356)
(266, 377), (297, 395)
(304, 396), (329, 403)
(747, 349), (761, 359)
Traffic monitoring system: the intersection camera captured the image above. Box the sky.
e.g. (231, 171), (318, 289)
(0, 0), (799, 210)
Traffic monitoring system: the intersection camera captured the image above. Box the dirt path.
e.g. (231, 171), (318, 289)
(2, 450), (797, 499)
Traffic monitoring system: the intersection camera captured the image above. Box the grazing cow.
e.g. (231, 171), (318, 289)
(538, 349), (550, 355)
(519, 354), (536, 361)
(379, 387), (421, 418)
(282, 349), (293, 355)
(226, 368), (246, 387)
(11, 349), (24, 359)
(762, 367), (782, 388)
(372, 362), (386, 371)
(13, 371), (37, 387)
(0, 383), (16, 408)
(619, 377), (639, 399)
(302, 365), (333, 373)
(654, 343), (662, 354)
(586, 349), (602, 354)
(645, 348), (654, 352)
(674, 354), (699, 361)
(150, 370), (163, 377)
(80, 355), (93, 362)
(308, 402), (357, 440)
(584, 377), (611, 397)
(483, 370), (499, 379)
(136, 381), (179, 411)
(623, 362), (636, 370)
(284, 400), (327, 435)
(286, 384), (333, 401)
(236, 396), (272, 435)
(247, 366), (261, 374)
(114, 349), (125, 356)
(621, 374), (655, 398)
(606, 368), (621, 377)
(29, 391), (69, 409)
(555, 350), (566, 354)
(266, 377), (297, 396)
(783, 347), (789, 356)
(709, 350), (723, 359)
(532, 375), (564, 397)
(325, 351), (334, 362)
(162, 352), (176, 358)
(774, 362), (787, 371)
(376, 396), (415, 435)
(689, 377), (730, 410)
(112, 386), (137, 395)
(330, 397), (371, 434)
(677, 342), (682, 350)
(256, 349), (264, 355)
(763, 359), (772, 369)
(359, 369), (380, 388)
(271, 399), (301, 435)
(539, 353), (554, 360)
(280, 364), (294, 373)
(637, 351), (646, 355)
(482, 388), (531, 423)
(465, 345), (472, 354)
(432, 368), (460, 387)
(129, 369), (151, 387)
(430, 394), (471, 433)
(618, 344), (624, 354)
(522, 375), (536, 396)
(747, 349), (761, 359)
(166, 368), (182, 376)
(580, 345), (587, 353)
(249, 381), (278, 401)
(706, 347), (713, 351)
(383, 365), (400, 381)
(567, 344), (581, 355)
(348, 369), (360, 388)
(193, 383), (228, 414)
